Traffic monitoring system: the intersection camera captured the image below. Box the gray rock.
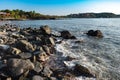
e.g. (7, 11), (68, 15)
(0, 39), (4, 44)
(49, 77), (57, 80)
(7, 47), (21, 55)
(33, 61), (43, 73)
(40, 25), (51, 35)
(45, 37), (55, 45)
(16, 40), (35, 52)
(42, 45), (50, 55)
(0, 45), (10, 51)
(7, 59), (34, 77)
(32, 75), (43, 80)
(86, 30), (103, 38)
(41, 66), (53, 77)
(60, 30), (76, 39)
(18, 52), (32, 59)
(36, 50), (49, 62)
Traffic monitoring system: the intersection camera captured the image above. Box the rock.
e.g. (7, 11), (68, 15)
(6, 77), (12, 80)
(18, 70), (29, 80)
(49, 77), (57, 80)
(60, 30), (76, 39)
(11, 33), (20, 38)
(0, 61), (7, 69)
(16, 40), (35, 52)
(65, 56), (76, 61)
(86, 30), (103, 38)
(73, 64), (95, 77)
(45, 37), (55, 46)
(36, 50), (49, 62)
(0, 39), (4, 44)
(75, 40), (84, 43)
(0, 45), (10, 51)
(7, 47), (21, 55)
(40, 25), (51, 35)
(20, 30), (30, 36)
(42, 45), (51, 55)
(41, 66), (53, 77)
(32, 75), (44, 80)
(33, 61), (43, 73)
(7, 59), (34, 77)
(18, 53), (32, 59)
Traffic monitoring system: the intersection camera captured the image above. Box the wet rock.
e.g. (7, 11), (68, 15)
(40, 25), (51, 35)
(41, 66), (53, 77)
(16, 40), (35, 52)
(73, 64), (95, 77)
(74, 40), (84, 43)
(32, 75), (44, 80)
(33, 61), (43, 73)
(6, 77), (12, 80)
(18, 70), (29, 80)
(60, 30), (76, 39)
(45, 37), (55, 46)
(18, 53), (32, 59)
(42, 45), (51, 55)
(65, 56), (76, 61)
(0, 39), (4, 44)
(0, 45), (10, 51)
(36, 50), (49, 62)
(49, 77), (57, 80)
(0, 61), (7, 69)
(86, 30), (103, 38)
(20, 30), (30, 36)
(7, 47), (21, 55)
(7, 59), (34, 77)
(11, 33), (21, 38)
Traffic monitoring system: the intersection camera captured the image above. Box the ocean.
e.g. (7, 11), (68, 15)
(1, 18), (120, 80)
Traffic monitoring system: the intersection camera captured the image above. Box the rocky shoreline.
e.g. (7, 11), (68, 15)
(0, 24), (101, 80)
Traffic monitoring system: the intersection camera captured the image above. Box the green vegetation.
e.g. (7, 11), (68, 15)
(67, 13), (120, 18)
(0, 9), (61, 20)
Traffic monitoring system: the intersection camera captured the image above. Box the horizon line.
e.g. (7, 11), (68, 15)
(0, 9), (120, 16)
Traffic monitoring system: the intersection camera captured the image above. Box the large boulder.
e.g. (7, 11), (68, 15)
(73, 64), (95, 77)
(60, 30), (76, 39)
(86, 30), (103, 38)
(16, 40), (35, 52)
(7, 59), (34, 77)
(40, 25), (51, 35)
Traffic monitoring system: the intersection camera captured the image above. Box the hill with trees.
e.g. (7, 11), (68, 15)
(0, 9), (61, 20)
(67, 13), (120, 18)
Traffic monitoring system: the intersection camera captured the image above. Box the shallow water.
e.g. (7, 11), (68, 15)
(1, 18), (120, 80)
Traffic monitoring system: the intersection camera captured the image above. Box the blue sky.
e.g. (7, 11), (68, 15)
(0, 0), (120, 15)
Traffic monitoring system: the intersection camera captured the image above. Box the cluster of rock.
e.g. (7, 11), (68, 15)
(0, 24), (102, 80)
(86, 30), (103, 38)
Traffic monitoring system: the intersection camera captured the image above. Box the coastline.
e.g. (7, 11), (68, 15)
(0, 24), (97, 80)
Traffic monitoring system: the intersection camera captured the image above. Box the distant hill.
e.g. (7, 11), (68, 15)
(67, 13), (120, 18)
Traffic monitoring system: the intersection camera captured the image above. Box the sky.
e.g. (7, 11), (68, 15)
(0, 0), (120, 15)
